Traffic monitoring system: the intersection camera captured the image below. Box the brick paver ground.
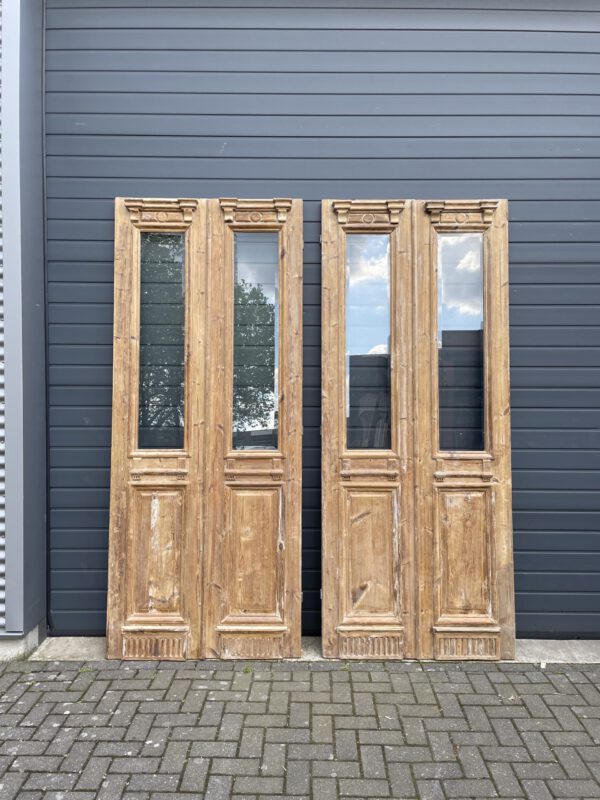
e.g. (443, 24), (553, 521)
(1, 659), (600, 800)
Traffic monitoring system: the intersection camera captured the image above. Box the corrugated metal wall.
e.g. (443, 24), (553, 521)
(45, 0), (600, 637)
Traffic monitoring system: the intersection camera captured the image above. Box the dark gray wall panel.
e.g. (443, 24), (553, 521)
(45, 0), (600, 637)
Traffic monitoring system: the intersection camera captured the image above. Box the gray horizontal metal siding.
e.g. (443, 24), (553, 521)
(0, 0), (5, 632)
(45, 0), (600, 637)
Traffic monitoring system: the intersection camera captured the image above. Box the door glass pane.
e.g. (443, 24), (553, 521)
(437, 233), (485, 451)
(138, 232), (185, 449)
(346, 234), (391, 449)
(233, 232), (279, 450)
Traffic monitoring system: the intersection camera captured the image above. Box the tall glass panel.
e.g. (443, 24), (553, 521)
(345, 234), (391, 449)
(437, 233), (485, 451)
(138, 232), (185, 449)
(233, 232), (279, 450)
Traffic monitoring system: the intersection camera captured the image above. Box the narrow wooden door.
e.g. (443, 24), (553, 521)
(321, 200), (416, 659)
(107, 198), (206, 659)
(321, 199), (514, 660)
(107, 197), (302, 660)
(203, 199), (303, 659)
(414, 200), (514, 660)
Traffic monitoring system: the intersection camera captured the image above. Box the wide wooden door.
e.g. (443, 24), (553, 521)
(322, 199), (514, 660)
(106, 197), (302, 660)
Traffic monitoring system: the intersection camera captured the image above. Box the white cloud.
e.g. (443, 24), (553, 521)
(439, 234), (483, 320)
(347, 235), (390, 288)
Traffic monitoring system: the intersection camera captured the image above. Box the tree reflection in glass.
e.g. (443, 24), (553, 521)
(437, 233), (484, 451)
(345, 234), (391, 450)
(233, 232), (279, 450)
(138, 232), (185, 449)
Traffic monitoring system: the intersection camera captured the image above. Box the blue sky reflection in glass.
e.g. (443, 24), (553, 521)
(345, 233), (391, 450)
(437, 233), (484, 337)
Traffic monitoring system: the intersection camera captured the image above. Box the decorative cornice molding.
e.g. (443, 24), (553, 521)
(332, 199), (405, 228)
(425, 200), (498, 231)
(219, 198), (292, 226)
(124, 198), (197, 229)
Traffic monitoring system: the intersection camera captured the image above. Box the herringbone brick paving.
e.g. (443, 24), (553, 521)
(1, 659), (600, 799)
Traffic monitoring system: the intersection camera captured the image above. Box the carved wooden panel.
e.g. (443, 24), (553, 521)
(435, 633), (498, 660)
(344, 489), (398, 619)
(339, 633), (404, 658)
(223, 487), (282, 618)
(129, 489), (184, 616)
(123, 631), (188, 660)
(435, 488), (494, 621)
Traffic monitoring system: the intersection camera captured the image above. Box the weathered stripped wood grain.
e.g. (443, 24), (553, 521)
(107, 197), (302, 659)
(322, 199), (514, 660)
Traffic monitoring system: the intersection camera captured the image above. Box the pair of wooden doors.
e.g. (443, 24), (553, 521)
(107, 198), (302, 659)
(107, 196), (514, 661)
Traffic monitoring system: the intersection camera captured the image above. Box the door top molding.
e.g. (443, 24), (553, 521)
(425, 199), (499, 231)
(331, 199), (405, 228)
(123, 197), (198, 229)
(219, 197), (293, 226)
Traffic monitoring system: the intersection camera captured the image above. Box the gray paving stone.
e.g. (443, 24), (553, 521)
(443, 778), (498, 797)
(126, 774), (179, 792)
(76, 756), (112, 790)
(0, 773), (26, 800)
(550, 779), (600, 798)
(388, 763), (417, 798)
(313, 759), (360, 778)
(95, 774), (129, 800)
(311, 777), (338, 800)
(286, 760), (311, 795)
(339, 777), (390, 796)
(335, 729), (358, 761)
(210, 756), (260, 775)
(109, 756), (161, 773)
(179, 755), (209, 792)
(232, 776), (284, 793)
(521, 779), (554, 800)
(23, 772), (78, 791)
(1, 660), (600, 800)
(416, 779), (446, 800)
(488, 762), (524, 797)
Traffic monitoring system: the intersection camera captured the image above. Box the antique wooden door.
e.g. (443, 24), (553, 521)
(203, 199), (303, 659)
(107, 197), (302, 659)
(321, 199), (514, 660)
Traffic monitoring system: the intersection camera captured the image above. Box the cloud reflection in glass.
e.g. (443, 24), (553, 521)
(345, 234), (391, 450)
(437, 233), (485, 451)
